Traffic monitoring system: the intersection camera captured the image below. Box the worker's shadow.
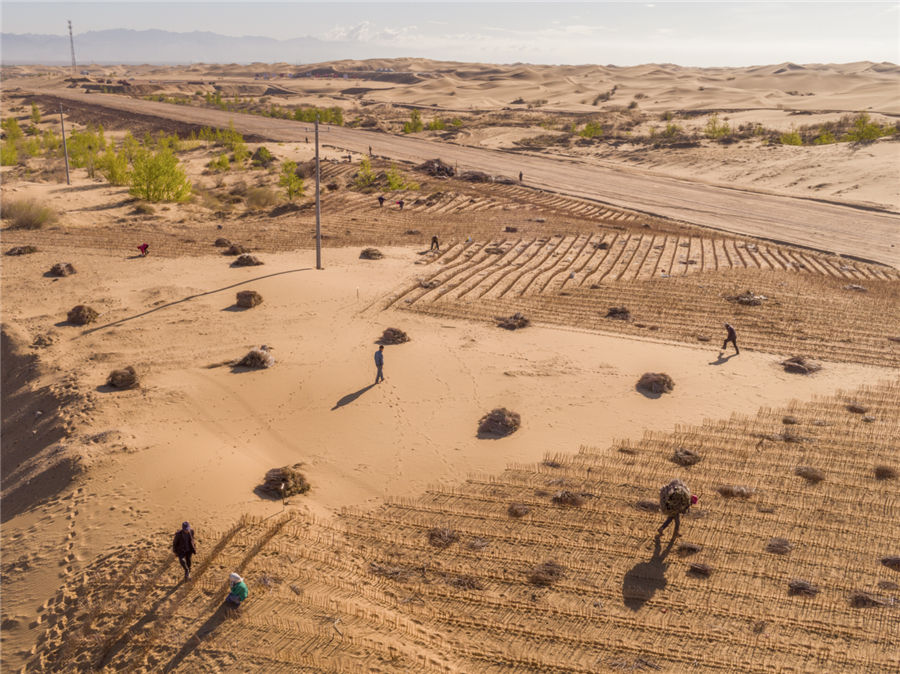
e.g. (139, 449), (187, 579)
(162, 601), (238, 673)
(709, 351), (738, 365)
(622, 533), (676, 611)
(331, 383), (375, 410)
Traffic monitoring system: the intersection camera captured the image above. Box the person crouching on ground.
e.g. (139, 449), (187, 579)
(226, 572), (248, 606)
(173, 521), (196, 581)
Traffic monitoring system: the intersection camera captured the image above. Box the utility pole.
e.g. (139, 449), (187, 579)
(68, 20), (76, 77)
(314, 114), (322, 270)
(59, 103), (70, 185)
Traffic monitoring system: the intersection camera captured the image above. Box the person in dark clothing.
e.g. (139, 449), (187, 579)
(173, 521), (196, 580)
(377, 195), (385, 207)
(430, 235), (440, 251)
(722, 322), (739, 354)
(659, 494), (698, 537)
(396, 199), (404, 211)
(374, 345), (385, 384)
(518, 171), (523, 182)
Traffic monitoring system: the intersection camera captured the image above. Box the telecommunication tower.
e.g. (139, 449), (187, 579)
(68, 20), (76, 75)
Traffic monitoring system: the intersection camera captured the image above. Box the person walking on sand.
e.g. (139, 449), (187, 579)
(138, 243), (149, 257)
(377, 195), (385, 207)
(374, 345), (385, 384)
(430, 235), (440, 252)
(658, 480), (698, 538)
(225, 572), (248, 606)
(722, 322), (739, 355)
(519, 171), (523, 182)
(173, 521), (196, 581)
(396, 199), (404, 211)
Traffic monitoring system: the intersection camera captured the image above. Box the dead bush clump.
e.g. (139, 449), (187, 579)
(236, 346), (274, 369)
(67, 305), (98, 325)
(447, 575), (484, 590)
(688, 563), (712, 577)
(466, 537), (490, 550)
(368, 562), (411, 582)
(236, 290), (263, 308)
(846, 403), (868, 414)
(427, 527), (459, 549)
(478, 408), (521, 437)
(106, 366), (138, 389)
(795, 466), (825, 484)
(416, 158), (455, 177)
(377, 328), (410, 345)
(232, 254), (263, 267)
(637, 372), (674, 394)
(672, 447), (701, 466)
(528, 560), (565, 587)
(2, 199), (58, 229)
(849, 591), (888, 608)
(782, 415), (799, 425)
(875, 465), (897, 481)
(766, 537), (793, 555)
(605, 306), (631, 320)
(696, 335), (711, 342)
(260, 463), (310, 497)
(677, 542), (702, 556)
(496, 312), (529, 330)
(881, 556), (900, 572)
(788, 579), (820, 597)
(781, 356), (822, 374)
(246, 187), (278, 210)
(551, 490), (585, 507)
(360, 247), (383, 260)
(224, 244), (247, 255)
(717, 485), (755, 498)
(214, 237), (231, 247)
(6, 245), (38, 255)
(507, 503), (530, 518)
(49, 262), (76, 277)
(726, 290), (768, 306)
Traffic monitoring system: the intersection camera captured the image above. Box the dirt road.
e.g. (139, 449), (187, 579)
(27, 89), (900, 267)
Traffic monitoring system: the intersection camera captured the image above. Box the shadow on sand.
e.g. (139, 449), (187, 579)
(331, 384), (375, 410)
(622, 533), (676, 611)
(162, 601), (238, 673)
(709, 351), (738, 365)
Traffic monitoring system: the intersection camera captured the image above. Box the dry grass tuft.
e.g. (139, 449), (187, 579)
(466, 537), (490, 551)
(726, 290), (768, 306)
(881, 556), (900, 572)
(49, 262), (76, 277)
(672, 447), (701, 466)
(846, 403), (869, 414)
(6, 245), (38, 255)
(788, 579), (820, 597)
(360, 247), (384, 260)
(67, 305), (98, 325)
(368, 562), (411, 582)
(507, 503), (530, 518)
(717, 484), (755, 498)
(478, 408), (521, 437)
(496, 312), (530, 330)
(766, 537), (794, 555)
(232, 254), (263, 267)
(605, 306), (631, 320)
(781, 356), (822, 374)
(377, 328), (410, 345)
(2, 199), (59, 229)
(849, 591), (889, 608)
(246, 187), (278, 210)
(637, 372), (675, 394)
(106, 366), (138, 389)
(528, 560), (565, 587)
(447, 575), (484, 591)
(236, 290), (263, 308)
(874, 465), (897, 481)
(688, 563), (712, 577)
(795, 466), (825, 484)
(259, 463), (310, 497)
(237, 346), (274, 369)
(551, 490), (585, 507)
(427, 527), (459, 549)
(224, 243), (247, 255)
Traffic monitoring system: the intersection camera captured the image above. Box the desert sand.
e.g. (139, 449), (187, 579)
(1, 59), (899, 672)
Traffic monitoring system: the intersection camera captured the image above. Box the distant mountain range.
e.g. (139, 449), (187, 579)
(1, 29), (394, 65)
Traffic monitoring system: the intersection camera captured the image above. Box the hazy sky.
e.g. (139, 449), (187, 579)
(3, 1), (898, 66)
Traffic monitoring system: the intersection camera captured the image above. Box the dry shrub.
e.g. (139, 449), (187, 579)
(237, 346), (274, 369)
(377, 328), (410, 345)
(6, 245), (38, 255)
(232, 254), (263, 267)
(726, 290), (768, 306)
(447, 575), (484, 591)
(214, 237), (232, 247)
(259, 463), (310, 497)
(782, 415), (799, 425)
(404, 229), (421, 235)
(677, 542), (702, 556)
(605, 306), (631, 320)
(795, 466), (825, 484)
(846, 403), (869, 414)
(717, 484), (755, 498)
(236, 290), (263, 308)
(419, 279), (440, 289)
(360, 247), (383, 260)
(781, 356), (822, 374)
(551, 490), (585, 507)
(2, 199), (58, 229)
(788, 579), (820, 597)
(224, 244), (247, 255)
(484, 246), (504, 255)
(659, 479), (692, 515)
(106, 366), (138, 389)
(466, 537), (490, 550)
(49, 262), (76, 277)
(132, 202), (154, 215)
(688, 563), (712, 577)
(881, 556), (900, 572)
(478, 408), (520, 437)
(417, 158), (455, 177)
(849, 591), (889, 608)
(507, 503), (530, 518)
(496, 312), (529, 330)
(67, 305), (98, 325)
(696, 335), (711, 342)
(427, 527), (459, 549)
(874, 465), (897, 481)
(766, 537), (793, 555)
(504, 226), (518, 233)
(672, 447), (701, 466)
(637, 372), (674, 394)
(369, 562), (411, 582)
(246, 187), (277, 210)
(528, 560), (565, 587)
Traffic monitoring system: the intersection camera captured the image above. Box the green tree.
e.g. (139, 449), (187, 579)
(353, 156), (377, 189)
(30, 102), (41, 125)
(844, 113), (887, 143)
(0, 142), (17, 166)
(779, 129), (803, 146)
(704, 113), (731, 140)
(2, 117), (23, 143)
(427, 117), (446, 131)
(403, 110), (424, 134)
(385, 164), (419, 191)
(580, 121), (603, 139)
(207, 153), (230, 172)
(129, 147), (192, 202)
(279, 160), (305, 201)
(99, 145), (130, 185)
(42, 129), (61, 154)
(813, 129), (835, 145)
